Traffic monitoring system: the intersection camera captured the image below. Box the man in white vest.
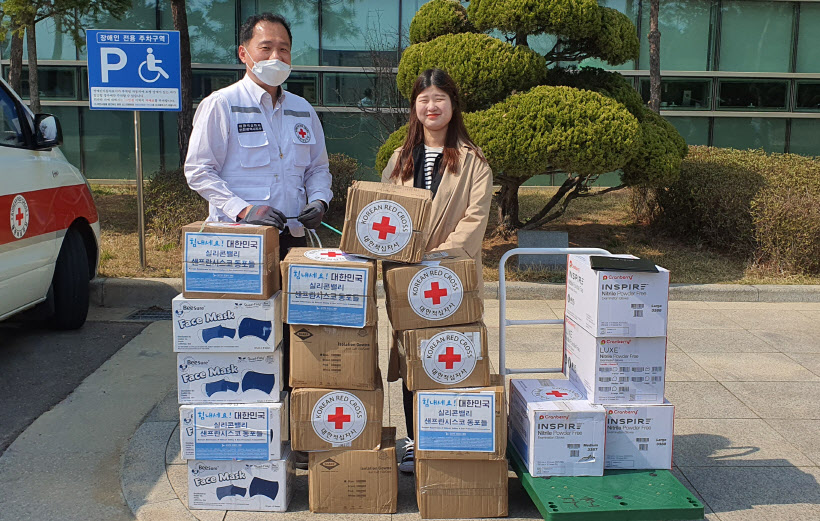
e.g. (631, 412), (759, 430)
(185, 12), (332, 255)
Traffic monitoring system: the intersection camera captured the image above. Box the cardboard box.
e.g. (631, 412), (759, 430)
(508, 379), (606, 477)
(281, 248), (377, 328)
(564, 317), (667, 404)
(179, 400), (288, 460)
(291, 378), (384, 451)
(397, 322), (490, 390)
(182, 221), (279, 299)
(187, 449), (293, 511)
(565, 254), (669, 338)
(308, 427), (398, 513)
(416, 458), (508, 519)
(414, 375), (506, 460)
(290, 324), (379, 390)
(339, 180), (432, 264)
(384, 249), (482, 331)
(605, 401), (674, 470)
(172, 293), (283, 352)
(177, 351), (283, 404)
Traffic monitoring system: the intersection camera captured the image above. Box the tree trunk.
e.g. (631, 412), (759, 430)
(648, 0), (661, 114)
(26, 24), (41, 114)
(8, 30), (24, 94)
(172, 0), (194, 168)
(494, 177), (524, 237)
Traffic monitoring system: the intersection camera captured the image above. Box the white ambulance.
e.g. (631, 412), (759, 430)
(0, 78), (100, 329)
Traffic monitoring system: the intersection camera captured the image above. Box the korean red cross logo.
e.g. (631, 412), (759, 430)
(10, 195), (29, 239)
(311, 391), (367, 444)
(355, 200), (412, 256)
(422, 330), (479, 384)
(294, 123), (311, 143)
(408, 266), (464, 320)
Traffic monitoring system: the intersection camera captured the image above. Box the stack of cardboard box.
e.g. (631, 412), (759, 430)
(175, 222), (293, 512)
(280, 246), (396, 514)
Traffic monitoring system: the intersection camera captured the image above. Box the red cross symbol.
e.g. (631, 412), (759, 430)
(298, 128), (307, 139)
(15, 207), (25, 226)
(371, 216), (396, 240)
(321, 251), (341, 257)
(424, 282), (448, 305)
(327, 407), (351, 430)
(544, 390), (568, 398)
(438, 346), (462, 369)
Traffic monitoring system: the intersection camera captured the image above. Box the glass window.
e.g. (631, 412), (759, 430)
(11, 67), (78, 101)
(639, 0), (714, 71)
(665, 116), (710, 146)
(718, 80), (788, 111)
(0, 85), (26, 148)
(639, 78), (711, 109)
(789, 119), (820, 156)
(797, 4), (820, 73)
(81, 108), (136, 179)
(324, 73), (374, 107)
(321, 0), (400, 67)
(23, 17), (77, 61)
(256, 0), (320, 66)
(161, 111), (181, 170)
(183, 0), (238, 64)
(796, 82), (820, 112)
(578, 0), (639, 70)
(321, 111), (385, 179)
(284, 72), (318, 104)
(712, 117), (786, 153)
(401, 0), (432, 46)
(192, 70), (239, 101)
(46, 106), (82, 167)
(719, 1), (794, 73)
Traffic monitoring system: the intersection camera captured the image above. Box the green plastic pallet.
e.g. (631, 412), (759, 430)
(509, 446), (704, 520)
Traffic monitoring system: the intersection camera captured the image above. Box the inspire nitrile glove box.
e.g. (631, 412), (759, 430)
(172, 292), (282, 352)
(179, 400), (288, 460)
(605, 401), (674, 470)
(187, 449), (293, 512)
(177, 351), (283, 404)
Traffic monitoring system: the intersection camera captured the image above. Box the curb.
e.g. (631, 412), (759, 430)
(91, 277), (820, 308)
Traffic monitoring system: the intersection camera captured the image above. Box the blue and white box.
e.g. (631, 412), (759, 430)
(179, 399), (288, 460)
(281, 248), (377, 328)
(172, 292), (282, 352)
(177, 351), (283, 404)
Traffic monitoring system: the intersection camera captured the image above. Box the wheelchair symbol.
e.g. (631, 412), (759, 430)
(138, 47), (169, 83)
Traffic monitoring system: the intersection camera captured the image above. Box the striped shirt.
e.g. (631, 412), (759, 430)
(423, 146), (443, 190)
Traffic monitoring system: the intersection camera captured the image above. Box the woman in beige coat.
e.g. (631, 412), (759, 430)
(381, 68), (493, 473)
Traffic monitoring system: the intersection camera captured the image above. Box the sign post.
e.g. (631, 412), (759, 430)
(86, 29), (182, 269)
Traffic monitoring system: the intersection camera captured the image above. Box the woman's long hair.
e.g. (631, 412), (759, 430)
(391, 68), (484, 182)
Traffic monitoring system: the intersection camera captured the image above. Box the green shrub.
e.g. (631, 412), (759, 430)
(751, 155), (820, 274)
(409, 0), (473, 44)
(468, 0), (601, 39)
(145, 168), (208, 243)
(328, 153), (358, 214)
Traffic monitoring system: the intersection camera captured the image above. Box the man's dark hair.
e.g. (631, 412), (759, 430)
(239, 13), (292, 46)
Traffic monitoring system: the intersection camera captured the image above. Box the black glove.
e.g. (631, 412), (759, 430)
(239, 205), (286, 229)
(297, 200), (326, 229)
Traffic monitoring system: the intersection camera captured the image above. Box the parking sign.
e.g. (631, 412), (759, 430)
(86, 30), (181, 111)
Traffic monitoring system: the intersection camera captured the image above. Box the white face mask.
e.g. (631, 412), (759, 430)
(246, 55), (291, 87)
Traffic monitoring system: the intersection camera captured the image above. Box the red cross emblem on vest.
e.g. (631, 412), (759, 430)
(424, 282), (448, 305)
(544, 390), (568, 398)
(438, 346), (462, 369)
(327, 407), (351, 430)
(371, 216), (396, 240)
(298, 128), (307, 139)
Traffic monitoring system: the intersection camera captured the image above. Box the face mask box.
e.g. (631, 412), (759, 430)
(605, 401), (674, 470)
(289, 324), (379, 390)
(508, 379), (606, 477)
(564, 317), (667, 405)
(290, 377), (384, 451)
(172, 292), (282, 353)
(340, 180), (432, 264)
(179, 399), (288, 461)
(397, 322), (489, 390)
(280, 248), (377, 328)
(187, 449), (293, 512)
(565, 254), (669, 338)
(308, 427), (398, 514)
(416, 458), (508, 519)
(414, 375), (506, 461)
(177, 351), (283, 404)
(182, 221), (280, 300)
(384, 249), (483, 331)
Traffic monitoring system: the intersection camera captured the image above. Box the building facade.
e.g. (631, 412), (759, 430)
(2, 0), (819, 182)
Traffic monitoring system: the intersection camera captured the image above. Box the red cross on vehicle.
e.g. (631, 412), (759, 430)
(438, 346), (462, 369)
(321, 251), (341, 257)
(544, 390), (568, 398)
(15, 208), (25, 226)
(424, 282), (448, 305)
(327, 406), (351, 430)
(371, 216), (396, 240)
